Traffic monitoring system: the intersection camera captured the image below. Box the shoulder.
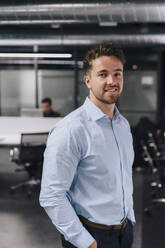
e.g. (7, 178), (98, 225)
(49, 105), (87, 136)
(47, 106), (87, 153)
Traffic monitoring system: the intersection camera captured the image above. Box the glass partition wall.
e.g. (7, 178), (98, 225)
(118, 70), (157, 126)
(0, 68), (75, 117)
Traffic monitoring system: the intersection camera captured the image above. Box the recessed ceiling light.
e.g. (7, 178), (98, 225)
(99, 22), (118, 27)
(51, 24), (61, 29)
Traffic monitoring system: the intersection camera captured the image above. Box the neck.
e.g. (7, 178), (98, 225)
(89, 94), (115, 120)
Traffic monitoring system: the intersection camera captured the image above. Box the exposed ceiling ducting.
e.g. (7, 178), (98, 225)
(0, 2), (165, 25)
(0, 1), (165, 48)
(0, 34), (163, 47)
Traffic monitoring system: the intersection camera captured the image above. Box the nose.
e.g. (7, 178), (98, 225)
(106, 75), (113, 85)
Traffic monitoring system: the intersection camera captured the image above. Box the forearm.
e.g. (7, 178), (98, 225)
(40, 193), (95, 248)
(39, 126), (95, 247)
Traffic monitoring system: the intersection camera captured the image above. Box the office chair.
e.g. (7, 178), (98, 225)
(10, 132), (48, 197)
(141, 131), (165, 215)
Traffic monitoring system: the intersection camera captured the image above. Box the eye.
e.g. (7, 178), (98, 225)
(98, 73), (107, 78)
(114, 72), (122, 77)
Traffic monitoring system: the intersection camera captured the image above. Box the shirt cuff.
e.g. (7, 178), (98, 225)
(69, 226), (95, 248)
(127, 208), (136, 223)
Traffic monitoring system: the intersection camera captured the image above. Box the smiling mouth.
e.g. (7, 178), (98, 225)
(105, 87), (118, 93)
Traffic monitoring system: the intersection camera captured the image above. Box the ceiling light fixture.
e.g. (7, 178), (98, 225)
(0, 53), (72, 58)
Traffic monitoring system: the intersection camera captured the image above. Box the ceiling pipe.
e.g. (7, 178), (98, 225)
(0, 3), (164, 24)
(0, 34), (163, 46)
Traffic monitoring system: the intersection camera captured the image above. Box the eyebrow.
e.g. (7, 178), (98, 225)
(97, 69), (123, 74)
(114, 69), (123, 72)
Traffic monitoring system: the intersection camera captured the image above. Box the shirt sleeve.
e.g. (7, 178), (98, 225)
(125, 121), (136, 223)
(39, 125), (95, 248)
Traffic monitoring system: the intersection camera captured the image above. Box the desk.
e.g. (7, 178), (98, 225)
(0, 116), (61, 146)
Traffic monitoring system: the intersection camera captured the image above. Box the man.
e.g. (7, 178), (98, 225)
(40, 42), (135, 248)
(41, 97), (61, 117)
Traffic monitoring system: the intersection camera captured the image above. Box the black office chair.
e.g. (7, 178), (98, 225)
(141, 131), (165, 215)
(9, 132), (48, 197)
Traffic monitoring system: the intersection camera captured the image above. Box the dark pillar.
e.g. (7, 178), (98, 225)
(157, 50), (165, 120)
(73, 48), (79, 109)
(34, 45), (39, 108)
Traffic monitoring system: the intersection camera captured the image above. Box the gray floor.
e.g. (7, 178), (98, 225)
(0, 147), (61, 248)
(0, 147), (142, 248)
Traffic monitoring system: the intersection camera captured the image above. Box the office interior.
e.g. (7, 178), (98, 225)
(0, 1), (165, 248)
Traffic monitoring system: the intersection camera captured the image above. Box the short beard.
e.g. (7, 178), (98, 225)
(91, 90), (120, 105)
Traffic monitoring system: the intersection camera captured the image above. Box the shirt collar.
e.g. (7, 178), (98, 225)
(83, 97), (120, 122)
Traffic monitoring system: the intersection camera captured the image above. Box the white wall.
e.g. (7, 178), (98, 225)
(38, 70), (75, 116)
(0, 70), (35, 115)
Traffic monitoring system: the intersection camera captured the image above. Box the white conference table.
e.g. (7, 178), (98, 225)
(0, 116), (61, 146)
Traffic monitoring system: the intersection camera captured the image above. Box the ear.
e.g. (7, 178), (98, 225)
(84, 74), (91, 89)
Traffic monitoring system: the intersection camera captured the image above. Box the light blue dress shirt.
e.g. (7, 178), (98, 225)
(39, 97), (135, 248)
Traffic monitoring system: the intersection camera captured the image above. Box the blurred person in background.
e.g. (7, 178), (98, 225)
(41, 97), (61, 117)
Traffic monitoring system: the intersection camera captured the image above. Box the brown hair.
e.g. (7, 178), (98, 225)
(83, 42), (125, 73)
(41, 97), (52, 105)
